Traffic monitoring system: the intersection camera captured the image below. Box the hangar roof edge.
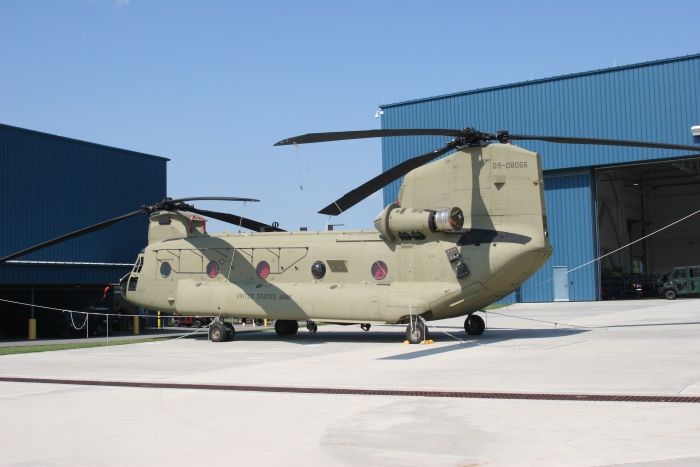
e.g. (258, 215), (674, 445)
(380, 53), (700, 109)
(0, 122), (170, 162)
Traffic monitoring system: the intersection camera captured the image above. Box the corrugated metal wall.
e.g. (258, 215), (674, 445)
(381, 54), (700, 207)
(380, 54), (700, 301)
(0, 123), (168, 284)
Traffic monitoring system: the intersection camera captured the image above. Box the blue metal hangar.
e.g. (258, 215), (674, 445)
(0, 123), (168, 337)
(379, 54), (700, 302)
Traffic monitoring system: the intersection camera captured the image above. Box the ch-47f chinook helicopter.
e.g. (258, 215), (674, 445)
(2, 128), (698, 343)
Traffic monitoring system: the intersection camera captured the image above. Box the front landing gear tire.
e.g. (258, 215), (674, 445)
(223, 322), (235, 341)
(360, 323), (371, 332)
(209, 322), (227, 342)
(465, 314), (485, 336)
(275, 320), (299, 336)
(405, 321), (429, 344)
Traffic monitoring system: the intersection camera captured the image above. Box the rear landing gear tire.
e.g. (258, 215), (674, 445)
(405, 320), (428, 344)
(209, 322), (227, 342)
(223, 322), (235, 341)
(665, 289), (677, 300)
(465, 314), (485, 336)
(275, 320), (299, 336)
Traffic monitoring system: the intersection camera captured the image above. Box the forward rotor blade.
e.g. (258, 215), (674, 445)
(319, 143), (459, 216)
(190, 208), (286, 232)
(507, 135), (700, 152)
(274, 129), (464, 146)
(0, 210), (145, 264)
(167, 197), (260, 204)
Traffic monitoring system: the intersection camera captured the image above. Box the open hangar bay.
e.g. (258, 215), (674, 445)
(1, 300), (700, 466)
(379, 53), (700, 303)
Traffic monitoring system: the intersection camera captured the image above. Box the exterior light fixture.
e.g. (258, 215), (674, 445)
(375, 109), (384, 119)
(691, 126), (700, 136)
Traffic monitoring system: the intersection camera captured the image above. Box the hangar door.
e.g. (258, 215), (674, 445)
(595, 157), (700, 299)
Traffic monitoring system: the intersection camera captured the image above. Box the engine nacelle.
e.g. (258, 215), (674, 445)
(374, 204), (464, 241)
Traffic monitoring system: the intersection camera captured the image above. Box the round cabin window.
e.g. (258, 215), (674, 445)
(206, 261), (219, 278)
(160, 261), (171, 278)
(256, 261), (270, 279)
(311, 261), (326, 280)
(371, 261), (388, 280)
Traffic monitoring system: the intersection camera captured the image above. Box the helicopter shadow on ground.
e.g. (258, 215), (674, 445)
(378, 327), (588, 360)
(226, 325), (588, 358)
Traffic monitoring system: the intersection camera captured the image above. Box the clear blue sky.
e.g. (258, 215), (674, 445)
(1, 0), (698, 233)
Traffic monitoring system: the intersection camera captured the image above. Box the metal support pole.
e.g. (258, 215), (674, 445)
(133, 315), (140, 335)
(28, 285), (36, 340)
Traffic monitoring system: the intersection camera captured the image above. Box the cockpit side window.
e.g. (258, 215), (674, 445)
(133, 256), (144, 273)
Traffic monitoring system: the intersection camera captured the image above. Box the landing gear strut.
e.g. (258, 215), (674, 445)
(464, 314), (485, 335)
(360, 323), (371, 332)
(306, 321), (318, 334)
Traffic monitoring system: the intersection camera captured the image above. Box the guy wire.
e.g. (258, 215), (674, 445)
(518, 206), (700, 295)
(293, 143), (357, 232)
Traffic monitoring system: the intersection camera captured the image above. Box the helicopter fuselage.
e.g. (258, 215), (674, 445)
(121, 143), (552, 324)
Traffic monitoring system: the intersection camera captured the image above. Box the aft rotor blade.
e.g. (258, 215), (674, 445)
(274, 129), (464, 146)
(507, 135), (700, 152)
(190, 208), (286, 232)
(167, 197), (260, 204)
(0, 210), (145, 264)
(319, 143), (459, 216)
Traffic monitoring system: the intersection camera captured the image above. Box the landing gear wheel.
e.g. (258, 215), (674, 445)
(209, 322), (227, 342)
(405, 320), (429, 344)
(465, 314), (485, 335)
(360, 323), (371, 332)
(275, 320), (299, 336)
(193, 318), (202, 328)
(306, 321), (318, 335)
(665, 289), (677, 300)
(275, 320), (287, 336)
(223, 322), (235, 341)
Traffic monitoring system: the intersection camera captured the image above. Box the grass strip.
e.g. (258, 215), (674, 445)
(0, 337), (174, 356)
(0, 327), (278, 356)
